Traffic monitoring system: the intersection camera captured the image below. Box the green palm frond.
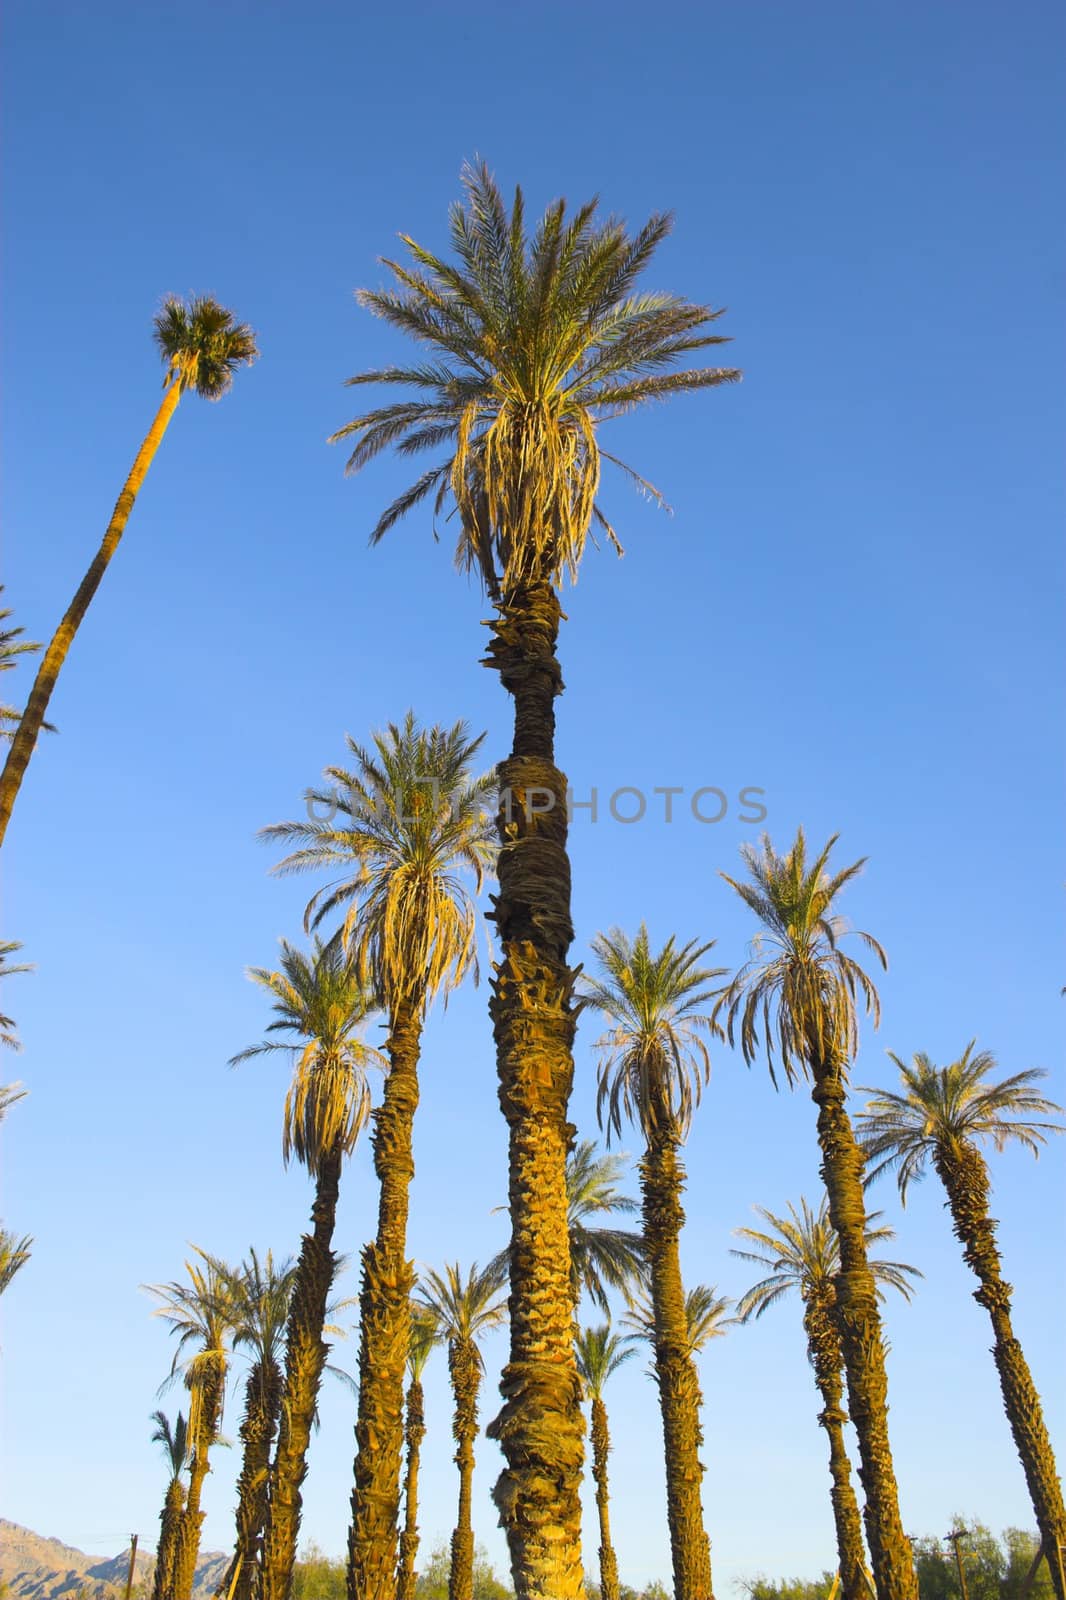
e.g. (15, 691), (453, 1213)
(715, 828), (886, 1086)
(0, 1080), (27, 1119)
(331, 160), (739, 597)
(858, 1044), (1064, 1203)
(0, 943), (32, 1051)
(0, 590), (55, 745)
(414, 1260), (508, 1370)
(622, 1284), (736, 1359)
(145, 1249), (238, 1448)
(0, 1226), (33, 1295)
(574, 1322), (634, 1399)
(150, 1408), (189, 1479)
(407, 1298), (442, 1381)
(205, 1246), (297, 1374)
(152, 296), (258, 400)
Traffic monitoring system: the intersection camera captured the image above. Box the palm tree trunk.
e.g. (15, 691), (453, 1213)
(934, 1139), (1066, 1600)
(804, 1300), (867, 1600)
(590, 1396), (620, 1600)
(0, 371), (183, 847)
(482, 579), (587, 1600)
(152, 1477), (186, 1600)
(174, 1362), (225, 1600)
(640, 1130), (714, 1600)
(261, 1147), (343, 1600)
(810, 1063), (917, 1600)
(220, 1359), (284, 1600)
(396, 1374), (427, 1600)
(449, 1338), (481, 1600)
(348, 998), (424, 1600)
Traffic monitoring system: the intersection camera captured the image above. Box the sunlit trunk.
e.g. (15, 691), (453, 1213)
(448, 1337), (481, 1600)
(590, 1395), (620, 1600)
(152, 1476), (186, 1600)
(174, 1356), (225, 1600)
(396, 1373), (426, 1600)
(221, 1358), (283, 1600)
(804, 1298), (867, 1600)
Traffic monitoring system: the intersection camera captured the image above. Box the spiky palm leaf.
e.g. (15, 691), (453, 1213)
(0, 944), (32, 1051)
(407, 1299), (441, 1383)
(0, 1226), (33, 1295)
(151, 1409), (190, 1479)
(152, 296), (258, 399)
(0, 588), (54, 742)
(415, 1260), (509, 1358)
(733, 1198), (919, 1322)
(622, 1284), (736, 1360)
(145, 1249), (237, 1449)
(574, 1323), (634, 1399)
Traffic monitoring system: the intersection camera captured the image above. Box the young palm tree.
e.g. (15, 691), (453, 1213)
(232, 939), (382, 1600)
(716, 829), (916, 1600)
(583, 924), (724, 1600)
(732, 1199), (920, 1600)
(1, 945), (31, 1051)
(415, 1262), (509, 1600)
(332, 160), (740, 1600)
(0, 1226), (32, 1295)
(574, 1326), (634, 1600)
(262, 713), (494, 1600)
(859, 1045), (1065, 1594)
(0, 297), (257, 847)
(0, 587), (54, 743)
(149, 1409), (189, 1600)
(147, 1252), (237, 1600)
(397, 1302), (442, 1600)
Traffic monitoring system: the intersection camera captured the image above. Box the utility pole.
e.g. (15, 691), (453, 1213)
(946, 1528), (970, 1600)
(124, 1535), (139, 1600)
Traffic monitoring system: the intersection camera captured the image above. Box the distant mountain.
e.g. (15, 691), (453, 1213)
(0, 1521), (228, 1600)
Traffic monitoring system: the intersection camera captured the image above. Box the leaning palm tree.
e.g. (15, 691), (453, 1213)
(583, 924), (723, 1600)
(0, 297), (257, 847)
(415, 1262), (508, 1600)
(149, 1409), (189, 1600)
(0, 1226), (33, 1295)
(0, 945), (31, 1050)
(397, 1302), (442, 1600)
(232, 939), (382, 1600)
(574, 1325), (634, 1600)
(716, 829), (916, 1600)
(859, 1045), (1066, 1596)
(332, 160), (739, 1600)
(732, 1199), (920, 1600)
(262, 713), (494, 1600)
(147, 1251), (237, 1600)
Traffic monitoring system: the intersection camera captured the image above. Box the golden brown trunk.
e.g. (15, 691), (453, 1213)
(396, 1375), (426, 1600)
(174, 1357), (225, 1600)
(934, 1139), (1066, 1600)
(152, 1476), (186, 1600)
(261, 1146), (343, 1600)
(220, 1358), (283, 1600)
(348, 998), (424, 1600)
(804, 1297), (867, 1600)
(482, 580), (586, 1600)
(0, 372), (183, 847)
(448, 1337), (481, 1600)
(590, 1396), (620, 1600)
(640, 1130), (714, 1600)
(810, 1064), (917, 1600)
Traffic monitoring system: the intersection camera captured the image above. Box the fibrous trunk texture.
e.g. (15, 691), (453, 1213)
(221, 1358), (283, 1600)
(260, 1147), (343, 1600)
(349, 1000), (424, 1600)
(590, 1396), (620, 1600)
(174, 1358), (225, 1600)
(640, 1131), (714, 1600)
(448, 1337), (482, 1600)
(396, 1375), (426, 1600)
(804, 1296), (867, 1600)
(810, 1063), (917, 1600)
(152, 1476), (186, 1600)
(0, 373), (183, 847)
(482, 581), (586, 1600)
(935, 1138), (1066, 1600)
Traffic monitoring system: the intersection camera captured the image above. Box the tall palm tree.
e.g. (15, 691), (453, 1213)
(212, 1249), (297, 1600)
(232, 938), (382, 1600)
(1, 945), (31, 1051)
(0, 297), (257, 847)
(262, 713), (494, 1600)
(0, 587), (54, 743)
(147, 1251), (237, 1600)
(859, 1045), (1065, 1595)
(573, 1325), (634, 1600)
(0, 1226), (33, 1295)
(415, 1262), (508, 1600)
(331, 160), (740, 1600)
(149, 1409), (189, 1600)
(732, 1199), (920, 1600)
(715, 828), (917, 1600)
(583, 924), (723, 1600)
(397, 1303), (442, 1600)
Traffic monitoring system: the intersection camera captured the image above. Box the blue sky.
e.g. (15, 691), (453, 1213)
(1, 0), (1064, 1592)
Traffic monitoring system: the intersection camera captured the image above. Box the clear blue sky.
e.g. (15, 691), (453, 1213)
(2, 0), (1064, 1592)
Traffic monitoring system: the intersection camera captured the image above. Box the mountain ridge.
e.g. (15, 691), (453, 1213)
(0, 1520), (228, 1600)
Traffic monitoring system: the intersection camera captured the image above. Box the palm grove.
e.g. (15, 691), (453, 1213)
(1, 163), (1063, 1600)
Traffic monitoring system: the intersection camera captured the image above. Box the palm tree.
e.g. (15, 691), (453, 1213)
(147, 1251), (237, 1600)
(262, 713), (494, 1600)
(232, 939), (382, 1600)
(149, 1409), (189, 1600)
(573, 1326), (634, 1600)
(859, 1045), (1066, 1595)
(0, 296), (257, 847)
(583, 924), (723, 1600)
(715, 829), (917, 1600)
(0, 944), (31, 1050)
(397, 1303), (441, 1600)
(732, 1199), (920, 1600)
(415, 1262), (508, 1600)
(0, 1226), (32, 1295)
(331, 160), (740, 1600)
(0, 587), (54, 743)
(622, 1284), (737, 1361)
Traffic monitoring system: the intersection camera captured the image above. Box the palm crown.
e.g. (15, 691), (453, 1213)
(330, 160), (740, 597)
(216, 1247), (297, 1374)
(716, 829), (886, 1085)
(623, 1284), (736, 1358)
(415, 1260), (509, 1364)
(407, 1300), (441, 1382)
(732, 1197), (920, 1321)
(150, 1408), (189, 1480)
(230, 937), (384, 1175)
(574, 1323), (635, 1400)
(582, 925), (723, 1143)
(146, 1250), (236, 1446)
(858, 1044), (1064, 1202)
(262, 713), (496, 1011)
(152, 295), (259, 399)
